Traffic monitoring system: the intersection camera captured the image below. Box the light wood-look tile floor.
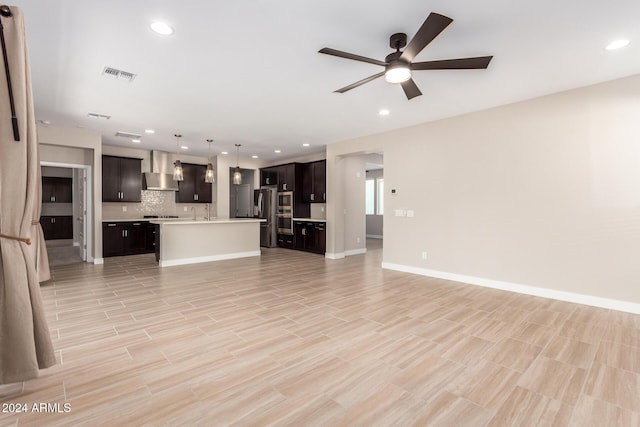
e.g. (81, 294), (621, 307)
(1, 243), (640, 426)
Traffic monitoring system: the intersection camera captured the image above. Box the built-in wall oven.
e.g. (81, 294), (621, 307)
(277, 191), (294, 234)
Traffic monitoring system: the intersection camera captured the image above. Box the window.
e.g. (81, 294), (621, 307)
(376, 178), (384, 215)
(365, 179), (375, 215)
(366, 176), (384, 216)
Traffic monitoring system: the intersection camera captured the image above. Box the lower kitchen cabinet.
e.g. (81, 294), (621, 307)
(40, 216), (73, 240)
(277, 233), (294, 249)
(102, 221), (155, 257)
(293, 221), (326, 254)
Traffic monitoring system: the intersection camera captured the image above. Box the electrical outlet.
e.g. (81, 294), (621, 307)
(321, 206), (325, 212)
(421, 251), (428, 260)
(184, 206), (188, 212)
(407, 210), (414, 217)
(357, 237), (361, 243)
(122, 206), (127, 212)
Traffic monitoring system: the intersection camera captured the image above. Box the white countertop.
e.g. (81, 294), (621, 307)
(293, 218), (327, 223)
(150, 218), (265, 225)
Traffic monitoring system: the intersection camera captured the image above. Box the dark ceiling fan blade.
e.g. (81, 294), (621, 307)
(334, 71), (385, 93)
(411, 56), (493, 70)
(319, 48), (386, 67)
(400, 78), (422, 100)
(400, 12), (453, 62)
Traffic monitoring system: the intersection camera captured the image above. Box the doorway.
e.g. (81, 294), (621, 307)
(40, 161), (92, 265)
(364, 154), (384, 252)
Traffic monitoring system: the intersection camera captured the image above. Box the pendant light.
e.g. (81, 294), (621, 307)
(205, 139), (215, 183)
(172, 134), (184, 181)
(233, 144), (242, 185)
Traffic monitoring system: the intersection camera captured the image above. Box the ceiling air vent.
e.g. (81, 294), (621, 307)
(102, 66), (137, 82)
(87, 112), (111, 120)
(115, 131), (142, 139)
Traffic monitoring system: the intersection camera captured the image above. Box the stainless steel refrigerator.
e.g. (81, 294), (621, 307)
(254, 187), (277, 247)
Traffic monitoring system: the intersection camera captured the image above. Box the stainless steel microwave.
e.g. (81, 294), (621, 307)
(277, 191), (293, 215)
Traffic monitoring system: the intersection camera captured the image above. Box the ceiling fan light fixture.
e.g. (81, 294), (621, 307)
(385, 63), (411, 83)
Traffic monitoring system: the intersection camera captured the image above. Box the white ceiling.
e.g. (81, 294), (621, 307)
(10, 0), (640, 161)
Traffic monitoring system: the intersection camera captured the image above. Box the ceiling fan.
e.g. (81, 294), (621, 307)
(319, 12), (493, 100)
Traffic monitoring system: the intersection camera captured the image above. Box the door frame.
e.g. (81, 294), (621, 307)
(40, 161), (93, 263)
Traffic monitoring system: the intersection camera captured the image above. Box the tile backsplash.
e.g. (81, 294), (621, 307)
(102, 190), (216, 219)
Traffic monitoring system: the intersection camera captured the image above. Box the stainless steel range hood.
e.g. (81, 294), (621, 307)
(143, 151), (179, 191)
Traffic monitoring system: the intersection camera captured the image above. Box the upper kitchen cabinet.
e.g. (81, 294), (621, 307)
(41, 176), (72, 203)
(175, 163), (212, 203)
(260, 167), (278, 187)
(277, 163), (303, 192)
(302, 160), (326, 203)
(102, 156), (142, 202)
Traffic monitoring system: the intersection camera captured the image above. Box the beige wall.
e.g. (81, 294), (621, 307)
(326, 74), (640, 307)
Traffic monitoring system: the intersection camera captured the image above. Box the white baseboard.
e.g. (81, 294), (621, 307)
(159, 250), (260, 267)
(366, 234), (383, 239)
(345, 248), (367, 256)
(325, 252), (345, 260)
(381, 262), (640, 315)
(93, 258), (104, 265)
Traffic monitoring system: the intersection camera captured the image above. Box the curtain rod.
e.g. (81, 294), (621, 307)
(0, 4), (20, 141)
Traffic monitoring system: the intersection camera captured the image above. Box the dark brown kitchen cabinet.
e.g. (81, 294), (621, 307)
(102, 156), (142, 202)
(175, 163), (212, 203)
(293, 221), (326, 254)
(276, 233), (294, 249)
(302, 160), (326, 203)
(42, 177), (72, 203)
(260, 167), (278, 186)
(102, 221), (153, 257)
(40, 216), (73, 240)
(277, 163), (296, 191)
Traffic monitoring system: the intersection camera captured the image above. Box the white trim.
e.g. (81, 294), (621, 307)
(345, 248), (367, 256)
(159, 250), (260, 268)
(93, 258), (104, 265)
(381, 262), (640, 315)
(366, 234), (383, 239)
(325, 252), (345, 259)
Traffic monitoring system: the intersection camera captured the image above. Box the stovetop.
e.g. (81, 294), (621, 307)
(143, 215), (179, 219)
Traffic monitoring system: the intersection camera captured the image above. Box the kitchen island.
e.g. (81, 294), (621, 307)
(150, 218), (265, 267)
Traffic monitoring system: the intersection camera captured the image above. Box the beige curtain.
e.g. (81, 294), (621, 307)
(0, 6), (55, 384)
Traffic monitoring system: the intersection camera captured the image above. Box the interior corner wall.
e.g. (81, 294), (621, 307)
(326, 73), (640, 306)
(38, 124), (103, 261)
(343, 157), (366, 253)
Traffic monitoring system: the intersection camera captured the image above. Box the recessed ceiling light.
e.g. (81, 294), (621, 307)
(379, 109), (390, 116)
(145, 129), (155, 134)
(221, 151), (228, 155)
(303, 143), (310, 147)
(132, 139), (141, 143)
(150, 21), (174, 36)
(606, 39), (630, 50)
(274, 149), (281, 153)
(180, 146), (188, 150)
(251, 155), (259, 159)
